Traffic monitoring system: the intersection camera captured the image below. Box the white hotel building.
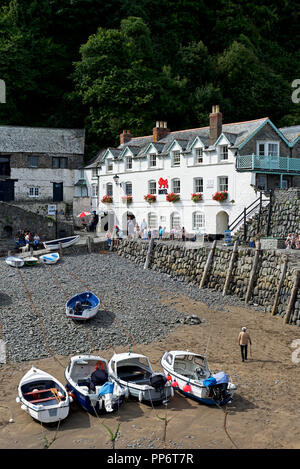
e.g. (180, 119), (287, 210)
(77, 106), (300, 238)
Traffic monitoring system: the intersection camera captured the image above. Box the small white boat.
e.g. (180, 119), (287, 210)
(16, 366), (71, 424)
(65, 355), (125, 415)
(43, 235), (80, 251)
(65, 291), (100, 321)
(108, 352), (173, 404)
(39, 252), (60, 264)
(5, 256), (24, 268)
(24, 256), (38, 266)
(161, 350), (236, 406)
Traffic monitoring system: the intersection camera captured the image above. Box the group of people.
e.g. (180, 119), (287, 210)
(285, 233), (300, 249)
(14, 230), (41, 251)
(81, 211), (99, 232)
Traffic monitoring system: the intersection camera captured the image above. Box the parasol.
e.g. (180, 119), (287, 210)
(77, 211), (92, 218)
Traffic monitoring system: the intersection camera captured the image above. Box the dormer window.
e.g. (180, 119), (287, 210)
(126, 156), (132, 170)
(220, 145), (228, 161)
(195, 148), (203, 164)
(172, 151), (180, 167)
(107, 159), (113, 172)
(149, 153), (157, 167)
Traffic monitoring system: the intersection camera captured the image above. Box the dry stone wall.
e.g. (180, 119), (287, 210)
(117, 239), (300, 327)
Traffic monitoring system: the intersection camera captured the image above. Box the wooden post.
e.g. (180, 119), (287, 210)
(144, 238), (154, 270)
(245, 241), (261, 303)
(222, 240), (239, 296)
(200, 240), (217, 289)
(87, 236), (92, 254)
(58, 242), (63, 257)
(271, 257), (288, 316)
(284, 270), (300, 324)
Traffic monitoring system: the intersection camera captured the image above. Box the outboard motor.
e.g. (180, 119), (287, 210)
(150, 373), (168, 404)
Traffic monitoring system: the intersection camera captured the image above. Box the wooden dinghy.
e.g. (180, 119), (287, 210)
(24, 256), (38, 266)
(161, 350), (236, 406)
(108, 352), (173, 404)
(16, 366), (71, 424)
(39, 252), (60, 264)
(65, 291), (100, 321)
(65, 355), (125, 415)
(43, 235), (80, 251)
(5, 256), (24, 268)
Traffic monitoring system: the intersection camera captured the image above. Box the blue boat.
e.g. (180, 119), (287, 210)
(64, 355), (125, 415)
(65, 291), (100, 321)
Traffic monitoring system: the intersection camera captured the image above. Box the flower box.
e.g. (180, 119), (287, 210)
(166, 192), (180, 202)
(191, 193), (203, 202)
(102, 195), (113, 203)
(144, 194), (156, 203)
(212, 191), (228, 202)
(122, 195), (133, 204)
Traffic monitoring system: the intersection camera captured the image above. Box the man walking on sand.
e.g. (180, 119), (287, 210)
(238, 327), (252, 362)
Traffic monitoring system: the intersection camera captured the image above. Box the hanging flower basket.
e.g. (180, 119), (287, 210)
(101, 195), (113, 203)
(122, 195), (133, 204)
(144, 194), (156, 203)
(166, 192), (180, 202)
(191, 193), (203, 202)
(212, 191), (228, 202)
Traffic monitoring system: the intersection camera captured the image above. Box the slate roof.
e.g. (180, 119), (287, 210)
(0, 126), (85, 154)
(280, 125), (300, 143)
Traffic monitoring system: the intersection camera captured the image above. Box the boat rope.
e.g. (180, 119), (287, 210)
(17, 269), (65, 369)
(214, 401), (239, 449)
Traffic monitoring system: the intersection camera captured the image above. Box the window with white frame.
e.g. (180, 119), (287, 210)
(125, 182), (132, 195)
(148, 212), (158, 229)
(195, 148), (203, 164)
(171, 212), (181, 229)
(148, 180), (156, 194)
(92, 168), (98, 178)
(107, 159), (113, 172)
(80, 169), (84, 178)
(194, 177), (203, 193)
(92, 184), (98, 197)
(106, 183), (113, 196)
(29, 187), (39, 197)
(218, 176), (228, 192)
(149, 153), (157, 167)
(172, 178), (180, 193)
(219, 145), (228, 161)
(257, 142), (279, 157)
(126, 156), (132, 170)
(172, 151), (180, 166)
(192, 212), (205, 230)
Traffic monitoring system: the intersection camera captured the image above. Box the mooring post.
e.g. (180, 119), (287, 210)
(144, 238), (154, 270)
(245, 240), (261, 303)
(222, 240), (239, 296)
(271, 256), (288, 316)
(58, 242), (63, 257)
(200, 240), (217, 289)
(87, 236), (92, 254)
(284, 270), (300, 324)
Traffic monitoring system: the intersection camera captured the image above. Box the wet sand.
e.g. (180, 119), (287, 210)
(0, 293), (300, 450)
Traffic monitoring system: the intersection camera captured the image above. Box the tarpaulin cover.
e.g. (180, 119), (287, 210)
(203, 377), (217, 387)
(98, 382), (114, 395)
(212, 371), (229, 385)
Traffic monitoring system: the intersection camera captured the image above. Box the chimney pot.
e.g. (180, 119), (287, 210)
(209, 105), (222, 146)
(120, 129), (132, 145)
(153, 121), (170, 142)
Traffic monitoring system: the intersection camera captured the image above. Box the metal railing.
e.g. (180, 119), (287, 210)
(229, 191), (270, 239)
(237, 154), (300, 173)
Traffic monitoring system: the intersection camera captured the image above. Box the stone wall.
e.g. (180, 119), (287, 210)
(117, 239), (300, 327)
(0, 201), (74, 241)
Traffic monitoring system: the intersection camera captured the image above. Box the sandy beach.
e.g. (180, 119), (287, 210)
(0, 291), (300, 450)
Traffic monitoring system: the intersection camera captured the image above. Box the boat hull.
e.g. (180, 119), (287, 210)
(43, 235), (80, 251)
(65, 291), (100, 320)
(5, 257), (24, 268)
(39, 253), (60, 264)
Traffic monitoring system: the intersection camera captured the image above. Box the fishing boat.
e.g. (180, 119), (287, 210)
(65, 291), (100, 320)
(16, 366), (71, 424)
(65, 355), (125, 415)
(161, 350), (236, 406)
(108, 352), (173, 405)
(24, 256), (38, 266)
(43, 235), (80, 251)
(39, 252), (60, 264)
(5, 256), (24, 268)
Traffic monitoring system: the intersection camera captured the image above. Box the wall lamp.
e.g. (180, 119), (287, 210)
(113, 174), (120, 185)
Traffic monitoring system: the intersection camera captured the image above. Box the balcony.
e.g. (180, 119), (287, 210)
(237, 154), (300, 174)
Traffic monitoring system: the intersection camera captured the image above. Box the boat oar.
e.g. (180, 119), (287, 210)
(51, 388), (61, 403)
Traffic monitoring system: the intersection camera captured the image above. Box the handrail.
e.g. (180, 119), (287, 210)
(229, 197), (269, 232)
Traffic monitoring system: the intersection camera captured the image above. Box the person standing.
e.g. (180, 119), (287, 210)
(238, 327), (252, 362)
(141, 218), (147, 232)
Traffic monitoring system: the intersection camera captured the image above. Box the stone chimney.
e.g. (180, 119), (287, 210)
(120, 130), (133, 145)
(209, 105), (222, 146)
(153, 121), (170, 142)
